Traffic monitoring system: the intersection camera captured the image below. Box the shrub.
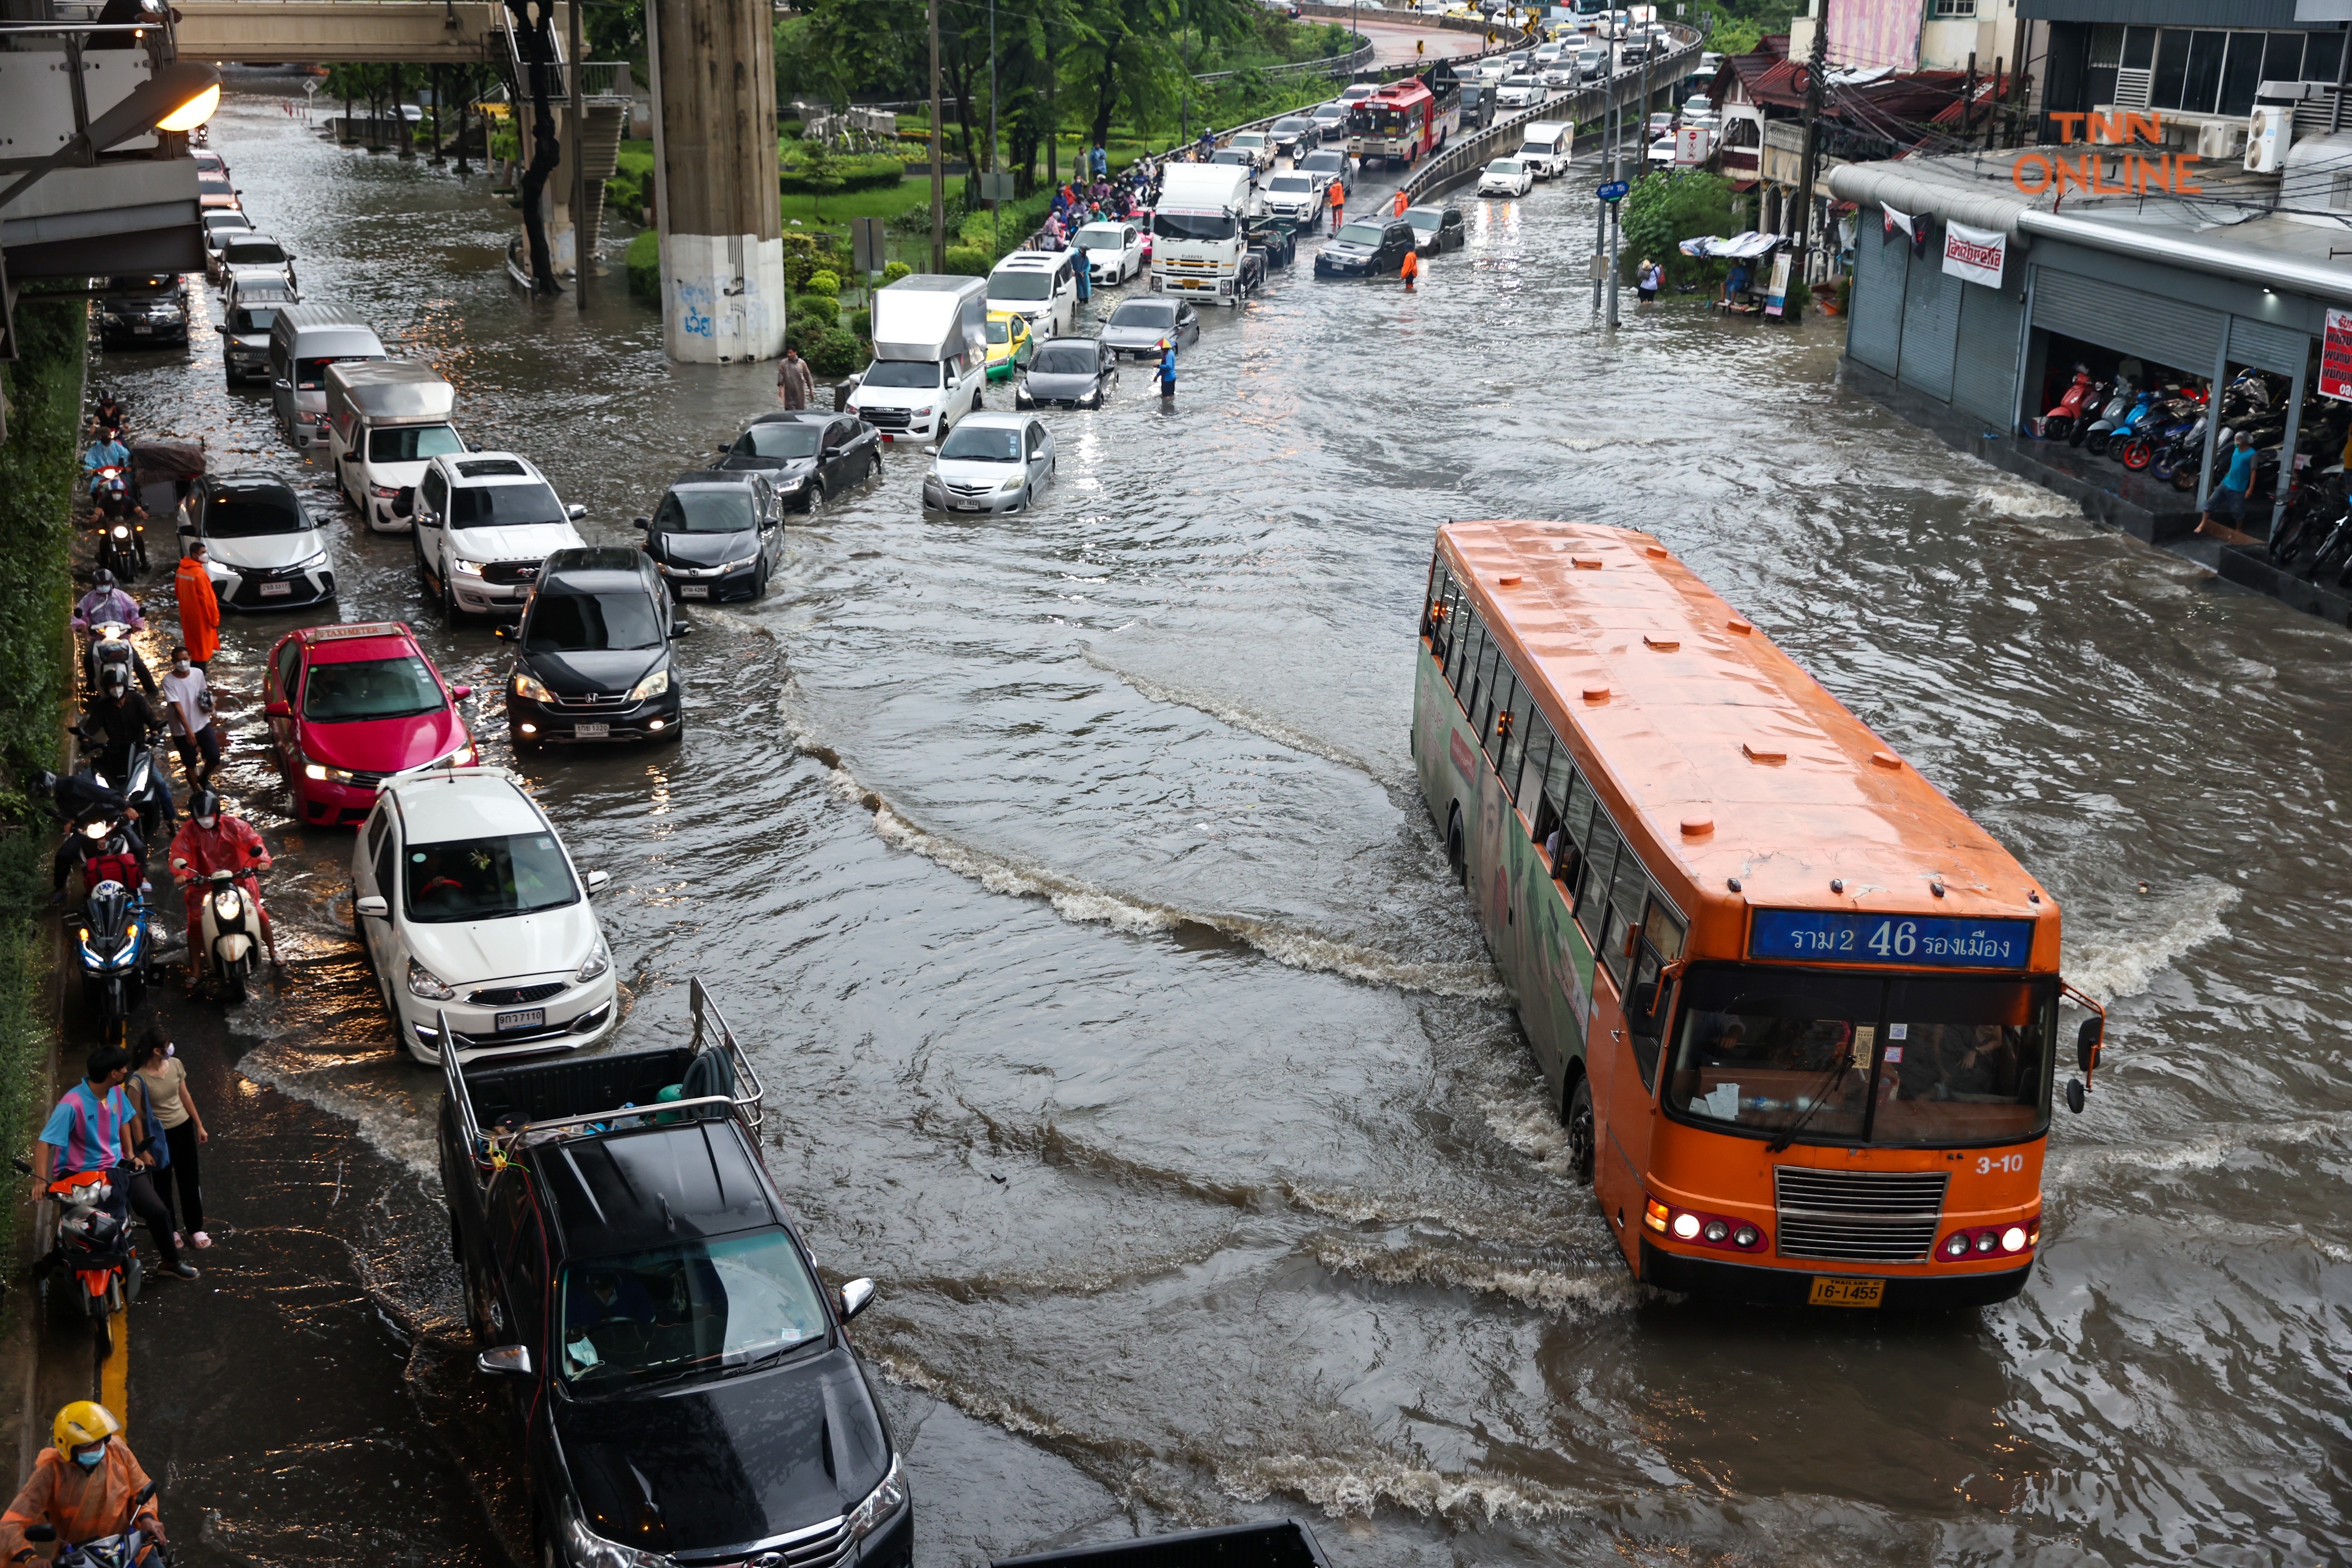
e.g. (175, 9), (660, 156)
(626, 229), (660, 301)
(944, 244), (990, 276)
(806, 268), (841, 296)
(881, 261), (912, 284)
(844, 307), (871, 338)
(792, 293), (840, 329)
(1620, 170), (1739, 287)
(807, 328), (867, 378)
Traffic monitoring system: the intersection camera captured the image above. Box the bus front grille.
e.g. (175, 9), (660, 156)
(1772, 1168), (1948, 1263)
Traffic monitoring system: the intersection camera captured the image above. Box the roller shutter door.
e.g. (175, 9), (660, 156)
(1897, 250), (1963, 403)
(2030, 266), (2224, 377)
(2227, 315), (2308, 377)
(1951, 280), (2024, 429)
(1848, 231), (1906, 376)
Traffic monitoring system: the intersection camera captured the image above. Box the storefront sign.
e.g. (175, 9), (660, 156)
(1941, 221), (2006, 287)
(1763, 252), (1791, 318)
(2323, 309), (2352, 403)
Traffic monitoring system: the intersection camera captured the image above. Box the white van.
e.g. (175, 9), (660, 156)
(326, 360), (465, 534)
(987, 251), (1079, 338)
(267, 304), (387, 450)
(1516, 122), (1574, 179)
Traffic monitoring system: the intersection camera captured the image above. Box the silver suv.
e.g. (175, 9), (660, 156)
(409, 452), (587, 622)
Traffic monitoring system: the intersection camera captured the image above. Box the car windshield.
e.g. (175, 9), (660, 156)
(1212, 150), (1250, 164)
(223, 240), (286, 265)
(558, 1231), (830, 1390)
(1665, 966), (2055, 1147)
(525, 591), (665, 652)
(1488, 161), (1522, 173)
(368, 424), (465, 464)
(403, 831), (578, 922)
(1269, 175), (1317, 193)
(1404, 206), (1445, 228)
(448, 480), (565, 527)
(862, 360), (941, 389)
(1231, 133), (1265, 146)
(1273, 118), (1312, 132)
(303, 656), (443, 721)
(205, 488), (305, 537)
(733, 422), (822, 459)
(1073, 225), (1125, 248)
(1336, 222), (1387, 244)
(1302, 153), (1343, 171)
(1032, 345), (1097, 375)
(231, 308), (279, 334)
(938, 425), (1022, 462)
(297, 355), (374, 391)
(1152, 211), (1241, 242)
(991, 270), (1054, 301)
(656, 487), (760, 533)
(1507, 76), (1542, 86)
(1109, 301), (1177, 330)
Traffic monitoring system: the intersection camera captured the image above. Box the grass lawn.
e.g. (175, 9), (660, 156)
(781, 176), (937, 230)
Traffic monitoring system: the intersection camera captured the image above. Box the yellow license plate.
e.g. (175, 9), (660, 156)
(1807, 1276), (1885, 1308)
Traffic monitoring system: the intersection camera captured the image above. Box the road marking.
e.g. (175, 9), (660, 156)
(100, 1307), (128, 1413)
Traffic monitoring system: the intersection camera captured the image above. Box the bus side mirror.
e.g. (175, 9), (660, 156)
(2075, 1015), (2101, 1073)
(2066, 1079), (2086, 1115)
(1628, 979), (1659, 1031)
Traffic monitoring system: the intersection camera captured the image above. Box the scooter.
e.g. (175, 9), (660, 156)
(2117, 398), (2198, 471)
(83, 621), (140, 700)
(90, 465), (131, 523)
(93, 514), (146, 582)
(11, 1158), (139, 1360)
(74, 719), (171, 844)
(69, 871), (152, 1046)
(2038, 366), (2095, 440)
(18, 1481), (166, 1568)
(2079, 380), (2136, 455)
(184, 866), (270, 1004)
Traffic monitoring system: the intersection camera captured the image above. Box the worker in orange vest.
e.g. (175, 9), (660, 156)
(1393, 188), (1409, 218)
(1401, 247), (1420, 291)
(1328, 180), (1345, 235)
(173, 541), (219, 670)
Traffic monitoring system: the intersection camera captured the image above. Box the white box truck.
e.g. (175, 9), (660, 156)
(847, 274), (990, 443)
(1150, 163), (1257, 307)
(1516, 122), (1574, 180)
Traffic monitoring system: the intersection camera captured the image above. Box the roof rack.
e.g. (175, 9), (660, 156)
(438, 976), (767, 1157)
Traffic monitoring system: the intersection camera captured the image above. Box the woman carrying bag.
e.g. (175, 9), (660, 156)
(130, 1027), (209, 1249)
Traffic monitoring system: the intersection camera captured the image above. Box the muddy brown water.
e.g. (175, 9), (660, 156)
(85, 71), (2352, 1565)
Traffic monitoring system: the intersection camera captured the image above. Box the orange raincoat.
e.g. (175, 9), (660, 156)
(0, 1444), (163, 1562)
(173, 554), (219, 665)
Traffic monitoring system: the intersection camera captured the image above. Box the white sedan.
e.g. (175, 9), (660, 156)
(1477, 158), (1535, 197)
(1072, 220), (1144, 284)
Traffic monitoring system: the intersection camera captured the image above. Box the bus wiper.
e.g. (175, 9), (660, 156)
(1766, 1058), (1854, 1155)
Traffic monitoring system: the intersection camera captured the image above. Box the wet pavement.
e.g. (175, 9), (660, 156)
(56, 66), (2352, 1568)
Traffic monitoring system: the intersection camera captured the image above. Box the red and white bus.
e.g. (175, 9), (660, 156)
(1347, 78), (1460, 170)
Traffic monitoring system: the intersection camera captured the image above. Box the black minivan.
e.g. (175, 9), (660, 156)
(635, 469), (785, 604)
(501, 546), (686, 747)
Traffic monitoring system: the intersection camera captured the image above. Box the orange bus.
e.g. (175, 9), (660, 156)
(1413, 520), (2109, 1308)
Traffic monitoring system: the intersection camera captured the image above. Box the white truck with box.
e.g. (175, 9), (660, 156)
(1149, 163), (1257, 307)
(1516, 122), (1575, 179)
(846, 275), (990, 444)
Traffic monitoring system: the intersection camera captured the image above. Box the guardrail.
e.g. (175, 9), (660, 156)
(1195, 39), (1377, 84)
(1401, 23), (1703, 204)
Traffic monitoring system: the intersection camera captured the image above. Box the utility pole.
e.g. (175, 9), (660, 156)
(569, 0), (586, 308)
(1790, 0), (1827, 323)
(929, 0), (945, 271)
(988, 0), (999, 257)
(1604, 63), (1619, 329)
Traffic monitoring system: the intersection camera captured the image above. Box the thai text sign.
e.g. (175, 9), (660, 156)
(1941, 220), (2004, 287)
(1748, 910), (2036, 969)
(2324, 309), (2352, 403)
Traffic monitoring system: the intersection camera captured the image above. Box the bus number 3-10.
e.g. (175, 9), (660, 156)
(1867, 920), (1917, 957)
(1976, 1154), (2026, 1175)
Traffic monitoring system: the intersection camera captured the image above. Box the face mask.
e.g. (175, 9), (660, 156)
(173, 662), (190, 675)
(74, 1447), (104, 1469)
(194, 816), (217, 831)
(164, 1044), (176, 1058)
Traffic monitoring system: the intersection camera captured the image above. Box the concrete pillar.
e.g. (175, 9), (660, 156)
(647, 0), (784, 364)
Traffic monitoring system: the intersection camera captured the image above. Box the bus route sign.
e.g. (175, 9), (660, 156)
(1747, 910), (2034, 969)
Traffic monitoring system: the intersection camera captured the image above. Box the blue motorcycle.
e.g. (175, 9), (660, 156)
(70, 873), (153, 1045)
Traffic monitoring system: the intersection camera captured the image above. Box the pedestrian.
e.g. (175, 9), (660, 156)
(1158, 342), (1178, 401)
(32, 1044), (196, 1281)
(1093, 142), (1108, 180)
(776, 346), (815, 410)
(2197, 430), (2260, 541)
(1637, 256), (1660, 304)
(131, 1027), (208, 1251)
(158, 644), (220, 780)
(1392, 187), (1409, 218)
(174, 541), (219, 670)
(1329, 180), (1345, 235)
(1401, 247), (1420, 291)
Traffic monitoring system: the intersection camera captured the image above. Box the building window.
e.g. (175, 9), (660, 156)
(2146, 28), (2285, 116)
(1930, 0), (1975, 15)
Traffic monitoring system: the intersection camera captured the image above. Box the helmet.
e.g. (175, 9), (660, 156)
(54, 1401), (119, 1451)
(188, 786), (220, 826)
(92, 568), (115, 590)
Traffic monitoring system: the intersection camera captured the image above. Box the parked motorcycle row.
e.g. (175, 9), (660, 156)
(2032, 364), (2344, 507)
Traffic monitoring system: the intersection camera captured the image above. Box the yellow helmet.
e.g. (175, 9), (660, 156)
(53, 1402), (119, 1451)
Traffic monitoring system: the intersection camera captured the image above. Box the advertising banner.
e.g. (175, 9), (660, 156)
(1941, 220), (2006, 287)
(2323, 309), (2352, 403)
(1763, 251), (1791, 318)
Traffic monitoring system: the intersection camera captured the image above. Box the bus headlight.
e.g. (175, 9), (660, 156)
(1671, 1212), (1701, 1240)
(2000, 1226), (2029, 1254)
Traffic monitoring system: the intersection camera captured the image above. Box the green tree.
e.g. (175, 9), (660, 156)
(1620, 170), (1740, 285)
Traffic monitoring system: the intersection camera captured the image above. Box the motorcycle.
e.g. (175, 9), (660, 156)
(11, 1158), (140, 1359)
(2079, 380), (2136, 455)
(19, 1481), (167, 1568)
(69, 871), (152, 1046)
(93, 513), (146, 582)
(2117, 398), (2199, 471)
(2038, 366), (2095, 441)
(184, 866), (269, 1004)
(83, 621), (139, 701)
(90, 465), (131, 523)
(73, 719), (170, 844)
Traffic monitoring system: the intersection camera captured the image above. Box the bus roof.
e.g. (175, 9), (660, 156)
(1435, 520), (2056, 961)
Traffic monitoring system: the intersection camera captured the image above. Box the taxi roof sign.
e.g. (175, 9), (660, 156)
(304, 621), (408, 642)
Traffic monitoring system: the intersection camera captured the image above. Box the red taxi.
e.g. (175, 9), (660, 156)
(264, 622), (478, 826)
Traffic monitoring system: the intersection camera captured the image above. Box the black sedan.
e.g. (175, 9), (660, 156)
(96, 275), (190, 349)
(1015, 338), (1120, 409)
(714, 409), (881, 510)
(1315, 219), (1418, 279)
(1403, 203), (1468, 256)
(634, 469), (786, 603)
(1099, 299), (1200, 358)
(500, 545), (687, 748)
(1267, 115), (1320, 158)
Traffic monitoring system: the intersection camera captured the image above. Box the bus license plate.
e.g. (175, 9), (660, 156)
(496, 1008), (545, 1032)
(1808, 1276), (1885, 1309)
(573, 722), (609, 739)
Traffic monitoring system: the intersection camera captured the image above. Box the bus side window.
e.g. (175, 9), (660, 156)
(1627, 898), (1687, 1090)
(1485, 663), (1520, 771)
(1467, 631), (1500, 730)
(1422, 559), (1450, 643)
(1574, 816), (1619, 942)
(1498, 677), (1534, 786)
(1554, 767), (1593, 889)
(1600, 844), (1650, 991)
(1517, 717), (1554, 831)
(1439, 586), (1467, 687)
(1454, 614), (1487, 707)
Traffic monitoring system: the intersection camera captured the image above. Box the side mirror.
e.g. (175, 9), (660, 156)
(493, 625), (511, 640)
(2075, 1015), (2102, 1073)
(133, 1482), (157, 1508)
(24, 1525), (56, 1544)
(715, 444), (729, 453)
(565, 503), (588, 521)
(264, 700), (292, 718)
(476, 1345), (533, 1378)
(632, 516), (651, 530)
(585, 870), (611, 893)
(839, 1277), (876, 1322)
(1628, 979), (1659, 1031)
(2066, 1078), (2086, 1115)
(451, 684), (474, 700)
(669, 623), (691, 639)
(354, 895), (388, 919)
(273, 378), (292, 390)
(215, 323), (228, 334)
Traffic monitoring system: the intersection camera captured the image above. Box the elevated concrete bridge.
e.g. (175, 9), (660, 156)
(171, 1), (574, 65)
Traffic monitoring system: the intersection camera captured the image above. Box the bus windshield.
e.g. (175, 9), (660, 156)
(1353, 106), (1419, 136)
(1665, 966), (2055, 1148)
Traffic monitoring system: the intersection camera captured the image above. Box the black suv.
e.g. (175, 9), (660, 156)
(715, 410), (881, 511)
(500, 546), (686, 748)
(96, 275), (190, 349)
(1314, 217), (1418, 279)
(439, 997), (911, 1568)
(634, 470), (785, 604)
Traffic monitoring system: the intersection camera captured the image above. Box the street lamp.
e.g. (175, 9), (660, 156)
(0, 61), (224, 213)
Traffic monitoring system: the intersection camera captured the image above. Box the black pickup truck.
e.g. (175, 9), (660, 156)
(437, 981), (911, 1568)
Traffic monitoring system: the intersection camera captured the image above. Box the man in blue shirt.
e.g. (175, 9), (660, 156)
(2197, 430), (2259, 540)
(82, 429), (129, 502)
(33, 1045), (195, 1279)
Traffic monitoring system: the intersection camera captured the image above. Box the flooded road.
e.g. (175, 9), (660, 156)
(100, 72), (2352, 1565)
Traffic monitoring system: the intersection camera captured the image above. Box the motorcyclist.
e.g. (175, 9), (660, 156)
(71, 572), (156, 695)
(166, 787), (273, 982)
(81, 429), (131, 511)
(81, 668), (162, 791)
(0, 1404), (168, 1566)
(30, 769), (129, 830)
(51, 815), (146, 905)
(91, 391), (126, 433)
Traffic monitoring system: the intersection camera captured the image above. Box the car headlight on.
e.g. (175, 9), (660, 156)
(999, 478), (1023, 492)
(301, 754), (355, 783)
(513, 669), (555, 703)
(451, 557), (485, 577)
(559, 1504), (672, 1568)
(406, 957), (457, 1000)
(627, 667), (670, 702)
(575, 939), (609, 982)
(845, 1454), (908, 1547)
(776, 474), (805, 491)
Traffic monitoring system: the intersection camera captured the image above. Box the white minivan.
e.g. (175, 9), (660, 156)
(986, 251), (1080, 338)
(353, 768), (617, 1064)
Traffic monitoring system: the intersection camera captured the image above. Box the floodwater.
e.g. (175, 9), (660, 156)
(99, 71), (2352, 1566)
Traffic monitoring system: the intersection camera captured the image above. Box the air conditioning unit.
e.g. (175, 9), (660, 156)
(2199, 119), (2248, 161)
(2246, 104), (2292, 173)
